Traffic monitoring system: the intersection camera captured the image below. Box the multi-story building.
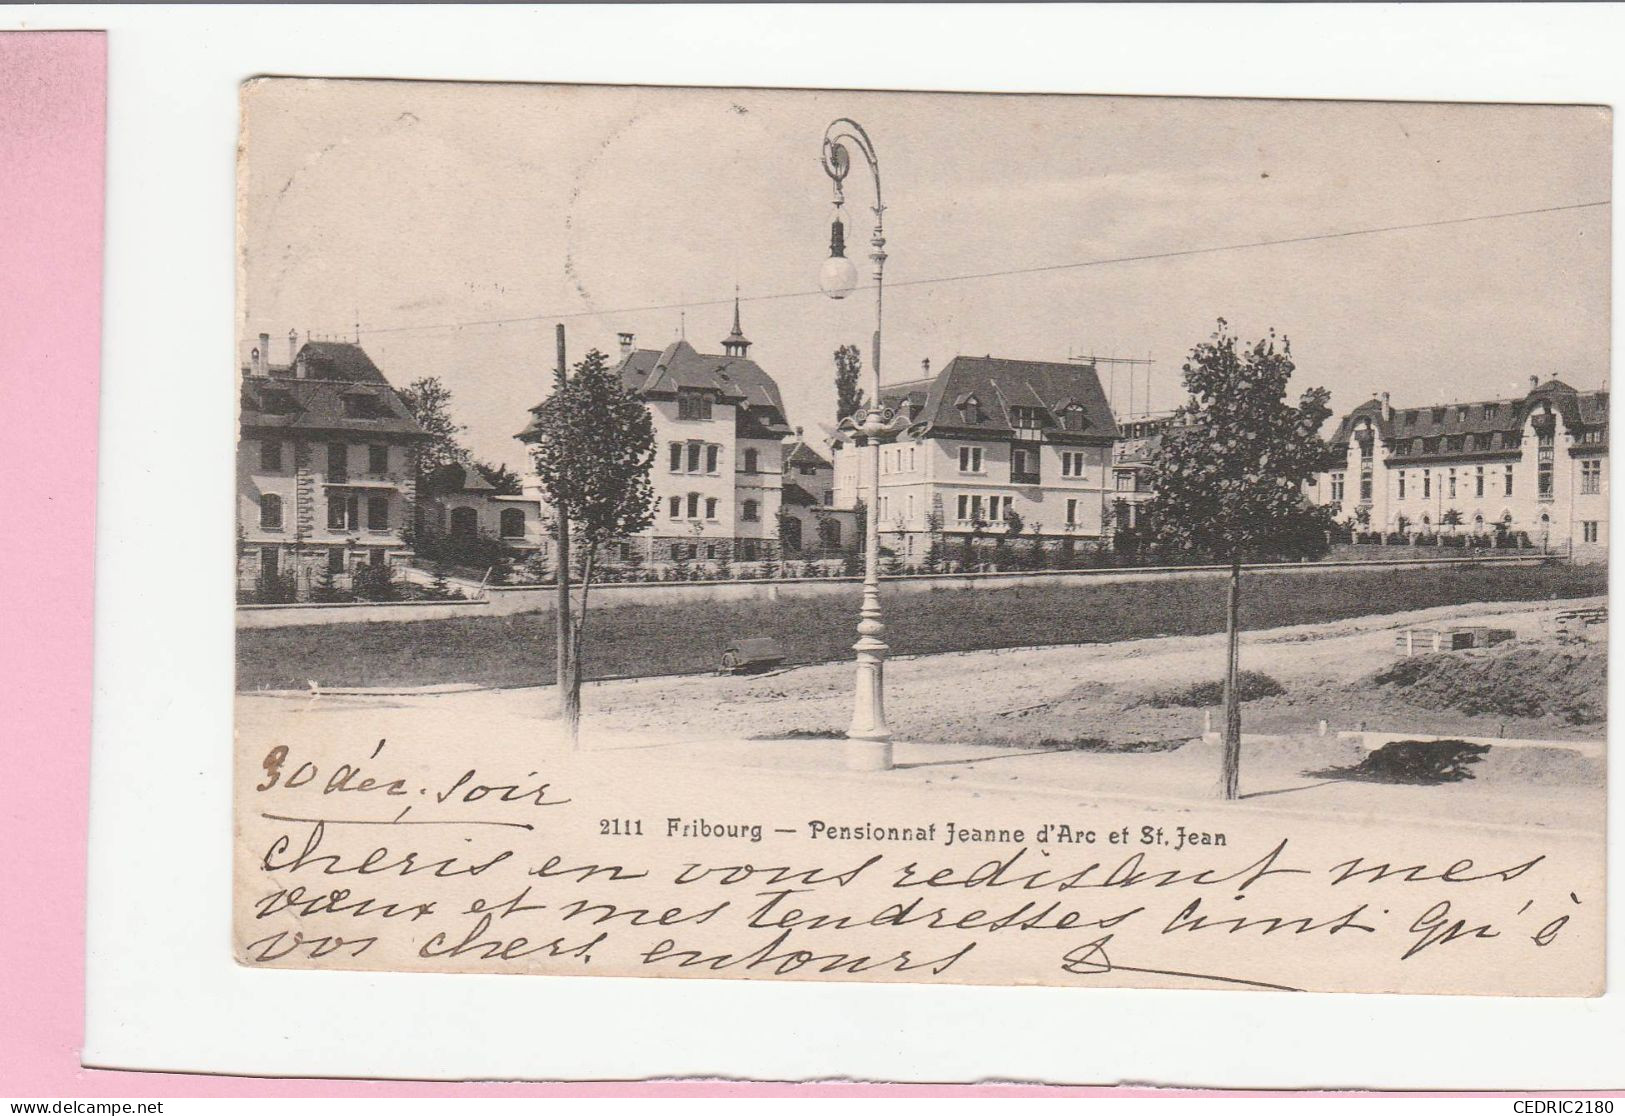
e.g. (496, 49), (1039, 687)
(829, 355), (1120, 561)
(779, 427), (857, 556)
(1310, 376), (1608, 561)
(519, 304), (793, 563)
(237, 332), (430, 590)
(1107, 411), (1177, 539)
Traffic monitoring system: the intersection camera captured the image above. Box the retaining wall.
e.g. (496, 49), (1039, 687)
(236, 553), (1552, 628)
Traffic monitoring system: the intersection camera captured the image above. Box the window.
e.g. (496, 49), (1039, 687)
(677, 392), (712, 421)
(1011, 448), (1036, 481)
(328, 493), (359, 532)
(907, 493), (916, 521)
(1583, 521), (1599, 544)
(327, 442), (348, 482)
(1116, 471), (1135, 493)
(1061, 403), (1087, 432)
(341, 395), (378, 419)
(707, 444), (721, 473)
(1422, 470), (1431, 499)
(798, 464), (817, 476)
(1065, 498), (1078, 526)
(327, 547), (346, 575)
(1483, 403), (1498, 419)
(1474, 466), (1485, 498)
(366, 495), (389, 530)
(448, 506), (476, 538)
(986, 495), (1013, 522)
(669, 443), (683, 472)
(1397, 471), (1407, 500)
(705, 497), (718, 520)
(687, 493), (701, 519)
(742, 499), (759, 522)
(743, 448), (758, 473)
(1581, 459), (1601, 494)
(368, 444), (388, 475)
(1330, 472), (1345, 503)
(1447, 468), (1457, 500)
(1446, 435), (1464, 453)
(687, 442), (702, 473)
(1010, 405), (1045, 429)
(499, 508), (525, 538)
(667, 495), (681, 519)
(260, 440), (282, 471)
(958, 446), (984, 473)
(1504, 464), (1514, 496)
(1061, 451), (1087, 478)
(258, 493), (283, 530)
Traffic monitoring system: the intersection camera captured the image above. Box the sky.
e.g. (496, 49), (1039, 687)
(240, 81), (1610, 469)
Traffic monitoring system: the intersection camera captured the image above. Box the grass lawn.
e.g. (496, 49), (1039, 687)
(236, 562), (1606, 692)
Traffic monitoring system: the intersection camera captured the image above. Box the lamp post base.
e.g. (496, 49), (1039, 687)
(845, 635), (893, 770)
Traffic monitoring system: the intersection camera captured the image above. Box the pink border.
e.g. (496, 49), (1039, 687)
(0, 27), (1616, 1100)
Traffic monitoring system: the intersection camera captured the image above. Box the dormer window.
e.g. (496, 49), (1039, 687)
(1483, 403), (1499, 419)
(955, 394), (984, 424)
(1432, 407), (1446, 424)
(1010, 405), (1046, 430)
(1061, 403), (1088, 432)
(677, 391), (713, 421)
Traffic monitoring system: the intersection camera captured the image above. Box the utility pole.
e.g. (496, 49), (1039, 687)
(553, 323), (578, 745)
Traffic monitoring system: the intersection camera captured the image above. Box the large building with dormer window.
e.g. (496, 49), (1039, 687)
(237, 331), (430, 592)
(829, 355), (1120, 561)
(519, 303), (793, 564)
(1309, 376), (1608, 561)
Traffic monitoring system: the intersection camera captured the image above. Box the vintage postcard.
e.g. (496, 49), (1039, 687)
(234, 79), (1607, 995)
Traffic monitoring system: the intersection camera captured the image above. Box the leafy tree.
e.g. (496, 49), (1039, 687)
(1146, 319), (1332, 800)
(923, 510), (946, 573)
(398, 376), (470, 473)
(1440, 508), (1463, 535)
(834, 344), (867, 426)
(476, 460), (523, 495)
(525, 349), (656, 744)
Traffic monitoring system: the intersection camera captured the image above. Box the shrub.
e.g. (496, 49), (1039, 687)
(352, 563), (401, 602)
(416, 532), (517, 572)
(1312, 739), (1490, 784)
(1138, 670), (1286, 708)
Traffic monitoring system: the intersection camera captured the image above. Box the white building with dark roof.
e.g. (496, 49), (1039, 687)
(829, 354), (1120, 562)
(237, 331), (430, 593)
(1309, 376), (1608, 560)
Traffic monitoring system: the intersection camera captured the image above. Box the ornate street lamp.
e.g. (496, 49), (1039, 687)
(821, 117), (894, 770)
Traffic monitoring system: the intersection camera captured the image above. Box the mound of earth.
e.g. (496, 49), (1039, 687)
(1355, 645), (1606, 726)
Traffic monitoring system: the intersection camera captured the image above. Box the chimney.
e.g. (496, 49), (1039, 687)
(251, 332), (269, 377)
(922, 357), (931, 376)
(1529, 375), (1540, 391)
(287, 328), (299, 367)
(1380, 391), (1391, 420)
(618, 331), (634, 357)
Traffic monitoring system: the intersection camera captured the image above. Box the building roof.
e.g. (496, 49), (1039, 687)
(782, 482), (820, 508)
(516, 338), (795, 442)
(877, 355), (1119, 442)
(421, 461), (495, 496)
(783, 434), (833, 472)
(1330, 378), (1608, 460)
(240, 341), (428, 439)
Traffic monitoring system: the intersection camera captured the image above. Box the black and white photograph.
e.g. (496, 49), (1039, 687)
(233, 79), (1607, 996)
